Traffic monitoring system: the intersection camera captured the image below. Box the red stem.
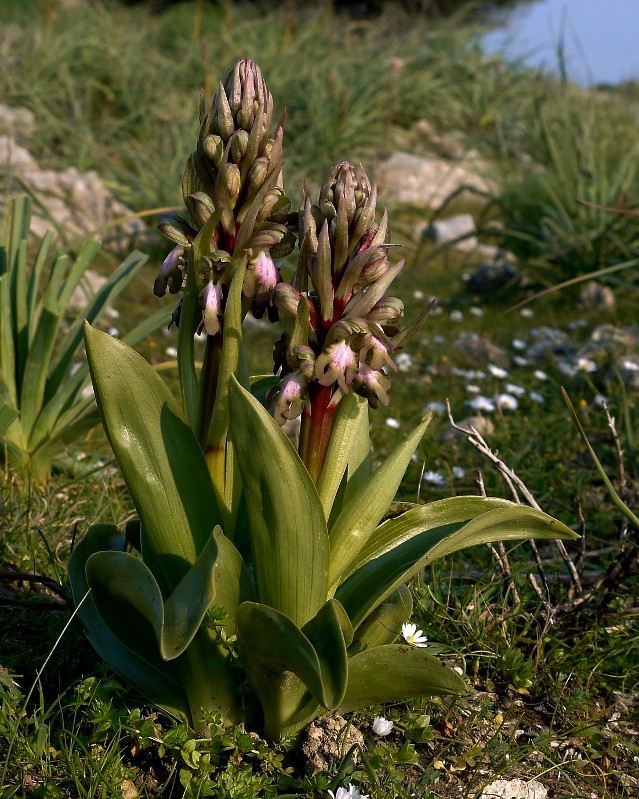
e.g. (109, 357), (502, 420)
(299, 383), (337, 485)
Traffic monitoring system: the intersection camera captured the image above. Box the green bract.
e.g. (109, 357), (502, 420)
(69, 59), (579, 742)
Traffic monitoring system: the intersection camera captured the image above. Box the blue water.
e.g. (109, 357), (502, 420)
(483, 0), (639, 86)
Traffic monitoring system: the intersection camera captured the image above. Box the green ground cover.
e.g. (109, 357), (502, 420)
(1, 2), (638, 797)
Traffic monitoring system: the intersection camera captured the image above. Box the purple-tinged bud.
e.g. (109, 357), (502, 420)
(315, 340), (358, 394)
(200, 281), (223, 336)
(212, 82), (234, 140)
(248, 224), (288, 252)
(247, 156), (270, 193)
(153, 245), (185, 297)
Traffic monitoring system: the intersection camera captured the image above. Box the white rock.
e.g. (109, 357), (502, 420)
(0, 135), (37, 169)
(376, 151), (494, 210)
(480, 778), (548, 799)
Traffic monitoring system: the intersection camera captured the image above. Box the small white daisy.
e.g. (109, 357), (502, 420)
(413, 290), (424, 300)
(402, 622), (428, 648)
(107, 326), (120, 337)
(449, 309), (463, 322)
(559, 361), (577, 377)
(466, 384), (481, 394)
(488, 364), (509, 379)
(497, 393), (518, 411)
(385, 417), (401, 429)
(594, 394), (607, 407)
(467, 396), (495, 412)
(504, 383), (526, 396)
(576, 357), (597, 373)
(621, 359), (639, 372)
(395, 352), (413, 372)
(423, 470), (446, 487)
(511, 338), (527, 350)
(452, 466), (466, 479)
(513, 356), (529, 367)
(534, 369), (548, 381)
(520, 307), (534, 318)
(165, 346), (178, 358)
(469, 306), (484, 317)
(529, 391), (545, 404)
(428, 401), (446, 414)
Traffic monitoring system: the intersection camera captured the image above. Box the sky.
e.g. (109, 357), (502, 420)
(483, 0), (639, 86)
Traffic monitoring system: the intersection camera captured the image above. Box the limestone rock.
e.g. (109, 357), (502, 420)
(376, 151), (493, 210)
(0, 105), (36, 136)
(480, 777), (547, 799)
(465, 261), (523, 295)
(1, 130), (149, 252)
(454, 334), (510, 366)
(574, 281), (616, 312)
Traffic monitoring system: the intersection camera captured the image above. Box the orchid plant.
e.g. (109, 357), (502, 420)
(69, 59), (577, 741)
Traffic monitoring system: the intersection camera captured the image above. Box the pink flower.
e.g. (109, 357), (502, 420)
(315, 340), (358, 393)
(352, 362), (391, 407)
(273, 372), (309, 425)
(200, 281), (223, 336)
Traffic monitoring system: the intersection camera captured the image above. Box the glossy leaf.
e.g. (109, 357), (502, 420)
(328, 413), (432, 590)
(337, 500), (578, 630)
(317, 392), (369, 521)
(229, 376), (328, 627)
(86, 530), (220, 661)
(84, 323), (222, 593)
(348, 585), (412, 655)
(339, 645), (470, 714)
(68, 524), (190, 723)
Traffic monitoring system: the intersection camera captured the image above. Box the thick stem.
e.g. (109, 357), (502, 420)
(197, 331), (223, 449)
(299, 384), (337, 485)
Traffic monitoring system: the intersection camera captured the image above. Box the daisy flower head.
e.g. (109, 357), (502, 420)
(504, 383), (526, 397)
(372, 716), (394, 736)
(497, 393), (518, 411)
(423, 470), (446, 487)
(576, 357), (597, 374)
(529, 390), (545, 404)
(385, 417), (401, 429)
(520, 307), (534, 318)
(402, 622), (428, 648)
(449, 309), (463, 322)
(328, 785), (370, 799)
(467, 395), (495, 413)
(488, 363), (508, 379)
(512, 338), (527, 350)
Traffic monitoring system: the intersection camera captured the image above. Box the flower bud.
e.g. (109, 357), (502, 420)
(273, 283), (301, 317)
(157, 213), (196, 247)
(230, 129), (250, 164)
(189, 191), (216, 229)
(202, 134), (225, 169)
(287, 345), (315, 379)
(367, 297), (404, 325)
(247, 156), (270, 193)
(273, 371), (309, 426)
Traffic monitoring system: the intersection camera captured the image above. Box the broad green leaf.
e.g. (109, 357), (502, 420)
(68, 524), (190, 723)
(27, 229), (54, 343)
(229, 376), (328, 627)
(236, 602), (334, 739)
(302, 599), (352, 709)
(328, 413), (432, 590)
(206, 526), (255, 636)
(317, 392), (369, 521)
(86, 530), (221, 661)
(84, 323), (222, 593)
(337, 500), (578, 630)
(338, 645), (470, 714)
(348, 585), (412, 655)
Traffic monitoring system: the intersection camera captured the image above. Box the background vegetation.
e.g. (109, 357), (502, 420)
(1, 1), (638, 797)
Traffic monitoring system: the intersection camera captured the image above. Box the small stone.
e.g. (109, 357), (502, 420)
(427, 213), (476, 246)
(465, 261), (522, 295)
(574, 281), (616, 312)
(479, 777), (547, 799)
(453, 335), (510, 367)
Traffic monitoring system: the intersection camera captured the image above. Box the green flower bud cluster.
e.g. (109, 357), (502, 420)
(154, 59), (295, 329)
(271, 161), (408, 422)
